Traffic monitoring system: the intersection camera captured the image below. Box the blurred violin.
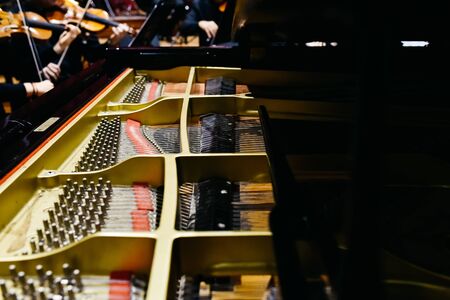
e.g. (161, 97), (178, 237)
(48, 0), (135, 35)
(0, 9), (65, 40)
(218, 1), (227, 12)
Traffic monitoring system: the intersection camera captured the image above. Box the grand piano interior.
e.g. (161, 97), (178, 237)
(0, 0), (449, 299)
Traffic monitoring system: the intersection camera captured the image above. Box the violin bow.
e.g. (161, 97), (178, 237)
(57, 0), (93, 67)
(15, 0), (44, 81)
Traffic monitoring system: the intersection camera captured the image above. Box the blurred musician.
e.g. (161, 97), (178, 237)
(179, 0), (226, 46)
(0, 4), (81, 116)
(0, 32), (80, 117)
(5, 0), (131, 80)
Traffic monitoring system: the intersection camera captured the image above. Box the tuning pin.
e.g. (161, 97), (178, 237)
(96, 184), (102, 193)
(98, 177), (104, 186)
(68, 231), (75, 243)
(82, 177), (88, 188)
(54, 202), (61, 214)
(72, 269), (83, 291)
(88, 208), (96, 220)
(94, 221), (101, 232)
(59, 195), (66, 208)
(91, 198), (98, 210)
(37, 229), (44, 241)
(17, 271), (26, 288)
(46, 209), (55, 223)
(79, 201), (87, 214)
(62, 218), (70, 232)
(79, 185), (85, 196)
(76, 191), (83, 202)
(81, 226), (88, 237)
(62, 185), (69, 197)
(68, 208), (75, 222)
(84, 216), (92, 230)
(9, 265), (17, 283)
(66, 178), (73, 188)
(55, 278), (64, 295)
(67, 284), (76, 300)
(46, 270), (54, 286)
(43, 220), (50, 232)
(38, 241), (45, 252)
(100, 199), (108, 211)
(30, 238), (37, 253)
(57, 213), (64, 227)
(61, 204), (68, 216)
(97, 210), (105, 225)
(73, 182), (79, 192)
(27, 278), (36, 294)
(45, 231), (52, 245)
(102, 195), (110, 207)
(87, 188), (93, 198)
(0, 279), (7, 298)
(59, 228), (66, 244)
(36, 264), (45, 286)
(72, 200), (79, 212)
(62, 263), (72, 279)
(52, 238), (60, 248)
(104, 187), (111, 198)
(7, 290), (18, 300)
(61, 277), (70, 287)
(38, 287), (46, 300)
(51, 223), (58, 235)
(73, 222), (81, 237)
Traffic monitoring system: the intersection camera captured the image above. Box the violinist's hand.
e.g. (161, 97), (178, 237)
(34, 80), (55, 96)
(198, 20), (218, 40)
(53, 24), (81, 54)
(108, 24), (130, 46)
(24, 80), (54, 98)
(42, 63), (61, 82)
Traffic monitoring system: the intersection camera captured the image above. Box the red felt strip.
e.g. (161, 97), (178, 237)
(131, 211), (151, 231)
(109, 271), (132, 300)
(146, 80), (159, 102)
(125, 119), (159, 154)
(130, 183), (154, 231)
(132, 183), (154, 211)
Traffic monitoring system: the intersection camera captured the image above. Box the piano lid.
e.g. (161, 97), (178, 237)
(108, 0), (450, 73)
(230, 0), (450, 43)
